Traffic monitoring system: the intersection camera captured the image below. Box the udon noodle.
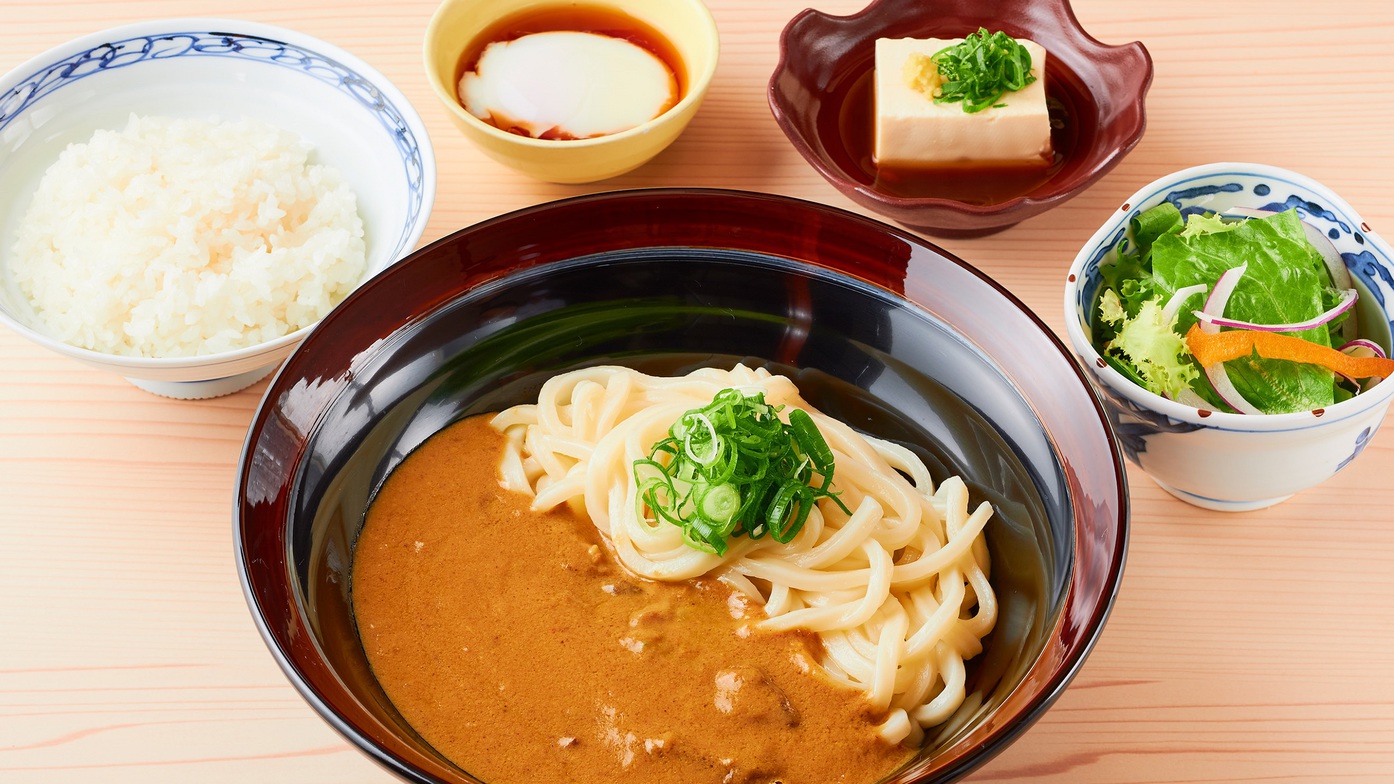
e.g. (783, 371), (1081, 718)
(491, 364), (996, 747)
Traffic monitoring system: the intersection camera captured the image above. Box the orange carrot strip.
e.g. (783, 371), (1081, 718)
(1185, 325), (1394, 380)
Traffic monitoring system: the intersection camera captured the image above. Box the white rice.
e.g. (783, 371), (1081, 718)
(9, 114), (366, 358)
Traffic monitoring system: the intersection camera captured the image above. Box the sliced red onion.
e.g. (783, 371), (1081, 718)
(1301, 223), (1352, 289)
(1193, 288), (1357, 332)
(1204, 363), (1264, 415)
(1162, 284), (1209, 322)
(1339, 338), (1388, 359)
(1174, 388), (1216, 412)
(1195, 263), (1261, 413)
(1338, 340), (1389, 391)
(1293, 221), (1358, 341)
(1199, 264), (1248, 334)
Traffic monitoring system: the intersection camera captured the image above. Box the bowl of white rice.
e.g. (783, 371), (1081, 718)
(0, 18), (435, 398)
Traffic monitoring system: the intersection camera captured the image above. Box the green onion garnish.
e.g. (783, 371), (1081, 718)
(633, 389), (850, 556)
(930, 28), (1037, 114)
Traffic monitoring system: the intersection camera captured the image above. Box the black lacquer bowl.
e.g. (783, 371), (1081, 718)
(234, 189), (1128, 783)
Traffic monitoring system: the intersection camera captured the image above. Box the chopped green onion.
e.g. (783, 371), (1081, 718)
(684, 413), (720, 464)
(765, 481), (801, 532)
(632, 388), (851, 555)
(698, 482), (741, 526)
(788, 409), (834, 471)
(930, 28), (1038, 114)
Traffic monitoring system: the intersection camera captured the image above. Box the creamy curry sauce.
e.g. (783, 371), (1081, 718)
(352, 416), (912, 784)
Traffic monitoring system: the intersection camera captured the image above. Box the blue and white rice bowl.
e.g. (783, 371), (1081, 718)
(1063, 162), (1394, 511)
(0, 19), (435, 398)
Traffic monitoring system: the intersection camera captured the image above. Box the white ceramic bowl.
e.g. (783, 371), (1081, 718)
(1064, 163), (1394, 511)
(0, 18), (435, 398)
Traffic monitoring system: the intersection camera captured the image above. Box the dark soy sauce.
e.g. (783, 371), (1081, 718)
(454, 4), (686, 140)
(835, 69), (1077, 205)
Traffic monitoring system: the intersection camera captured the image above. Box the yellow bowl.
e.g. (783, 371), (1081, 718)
(423, 0), (719, 183)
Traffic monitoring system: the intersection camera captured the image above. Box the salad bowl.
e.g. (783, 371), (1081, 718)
(1064, 163), (1394, 511)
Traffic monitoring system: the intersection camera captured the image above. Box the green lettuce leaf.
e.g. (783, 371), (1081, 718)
(1105, 297), (1198, 400)
(1177, 211), (1240, 239)
(1098, 289), (1126, 325)
(1150, 209), (1334, 413)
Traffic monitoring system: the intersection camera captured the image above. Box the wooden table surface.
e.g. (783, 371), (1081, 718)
(2, 1), (1392, 782)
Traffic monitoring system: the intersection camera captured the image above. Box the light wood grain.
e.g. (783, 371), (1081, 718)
(2, 1), (1392, 782)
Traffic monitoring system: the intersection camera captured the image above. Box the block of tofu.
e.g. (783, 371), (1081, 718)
(873, 37), (1052, 168)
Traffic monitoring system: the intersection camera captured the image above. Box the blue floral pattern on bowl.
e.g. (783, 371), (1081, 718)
(0, 30), (428, 261)
(1090, 380), (1202, 464)
(0, 19), (435, 399)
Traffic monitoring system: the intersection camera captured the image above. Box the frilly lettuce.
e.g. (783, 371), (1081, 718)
(1176, 211), (1239, 239)
(1099, 293), (1198, 400)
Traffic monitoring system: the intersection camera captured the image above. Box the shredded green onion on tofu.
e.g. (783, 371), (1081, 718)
(930, 28), (1037, 114)
(633, 388), (850, 556)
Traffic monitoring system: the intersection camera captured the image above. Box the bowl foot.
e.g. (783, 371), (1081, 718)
(125, 365), (275, 400)
(1150, 477), (1293, 512)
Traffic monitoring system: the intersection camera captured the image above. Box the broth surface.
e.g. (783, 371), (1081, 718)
(352, 416), (912, 784)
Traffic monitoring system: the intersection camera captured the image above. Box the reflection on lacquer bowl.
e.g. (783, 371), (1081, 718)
(235, 189), (1128, 783)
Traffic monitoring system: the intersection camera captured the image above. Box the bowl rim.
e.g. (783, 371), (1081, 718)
(235, 187), (1130, 784)
(0, 16), (437, 371)
(420, 0), (720, 149)
(766, 0), (1153, 217)
(1063, 161), (1394, 432)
